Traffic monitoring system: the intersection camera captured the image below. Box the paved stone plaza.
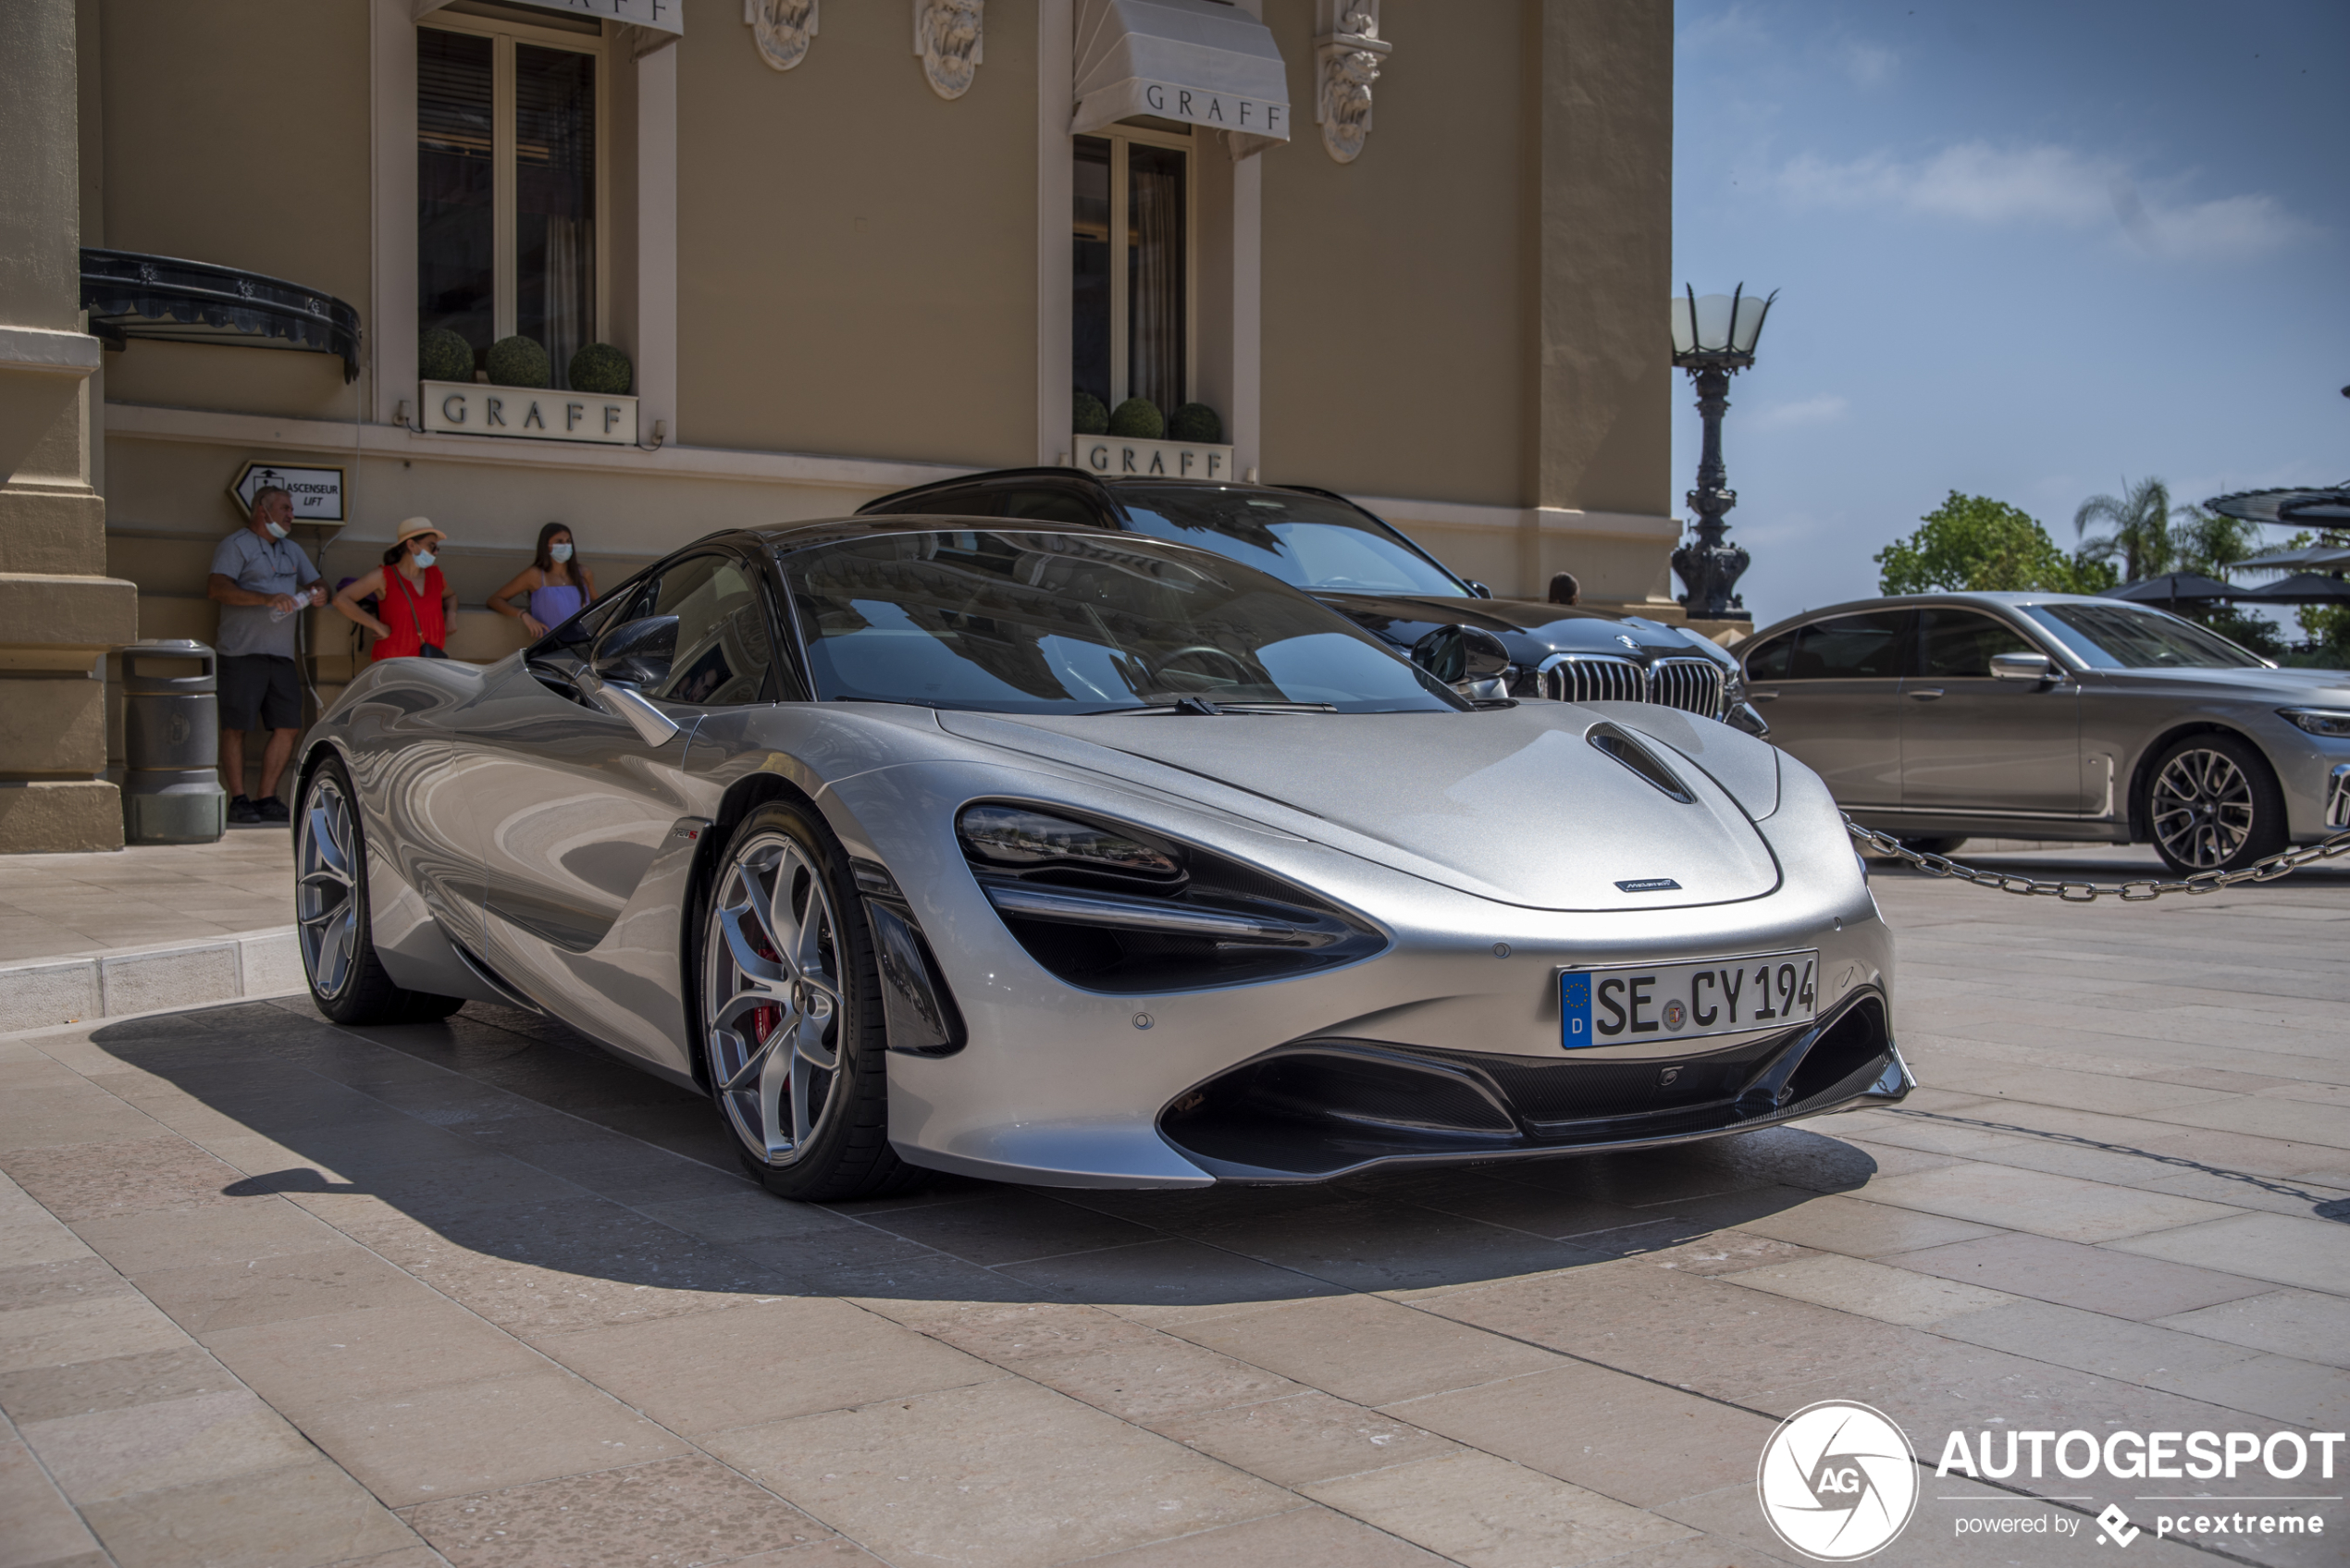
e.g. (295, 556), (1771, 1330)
(0, 849), (2344, 1568)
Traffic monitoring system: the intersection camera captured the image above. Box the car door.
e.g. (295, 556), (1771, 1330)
(1741, 610), (1913, 806)
(1900, 607), (2086, 814)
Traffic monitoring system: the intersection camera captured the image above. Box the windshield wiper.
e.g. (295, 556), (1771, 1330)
(1110, 698), (1339, 716)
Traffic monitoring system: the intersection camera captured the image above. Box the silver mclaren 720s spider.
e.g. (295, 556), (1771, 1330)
(293, 519), (1910, 1201)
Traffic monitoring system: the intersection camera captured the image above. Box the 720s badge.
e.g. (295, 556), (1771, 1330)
(1560, 952), (1818, 1049)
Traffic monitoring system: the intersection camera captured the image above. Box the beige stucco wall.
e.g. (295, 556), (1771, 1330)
(674, 3), (1042, 468)
(94, 0), (372, 425)
(1259, 0), (1530, 509)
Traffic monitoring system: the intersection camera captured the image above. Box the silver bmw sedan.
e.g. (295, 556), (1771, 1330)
(1739, 592), (2350, 873)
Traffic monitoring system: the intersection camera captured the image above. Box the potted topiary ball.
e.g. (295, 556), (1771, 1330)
(569, 342), (633, 395)
(1168, 402), (1223, 444)
(1107, 397), (1165, 439)
(487, 334), (550, 389)
(419, 327), (475, 384)
(1072, 391), (1109, 436)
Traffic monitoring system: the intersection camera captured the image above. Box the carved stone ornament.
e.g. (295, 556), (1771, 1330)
(1314, 1), (1391, 165)
(912, 0), (983, 99)
(745, 0), (818, 71)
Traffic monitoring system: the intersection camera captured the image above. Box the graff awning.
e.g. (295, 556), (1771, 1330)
(80, 250), (362, 383)
(1073, 0), (1290, 158)
(413, 0), (681, 37)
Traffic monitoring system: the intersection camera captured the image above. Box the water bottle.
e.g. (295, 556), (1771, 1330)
(269, 585), (321, 623)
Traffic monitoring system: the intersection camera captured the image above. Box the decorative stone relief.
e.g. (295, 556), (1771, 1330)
(746, 0), (818, 71)
(1314, 1), (1391, 165)
(912, 0), (983, 99)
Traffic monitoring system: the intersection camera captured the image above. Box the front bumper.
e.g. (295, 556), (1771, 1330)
(1158, 989), (1908, 1182)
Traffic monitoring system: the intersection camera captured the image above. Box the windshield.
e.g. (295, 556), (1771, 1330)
(2022, 602), (2266, 670)
(1113, 487), (1468, 598)
(785, 529), (1463, 713)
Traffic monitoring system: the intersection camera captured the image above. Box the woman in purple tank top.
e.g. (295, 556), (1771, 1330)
(490, 522), (600, 639)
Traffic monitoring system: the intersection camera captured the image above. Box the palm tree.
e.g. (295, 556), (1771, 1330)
(2074, 476), (2176, 582)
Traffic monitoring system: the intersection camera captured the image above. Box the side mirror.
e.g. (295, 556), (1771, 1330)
(1410, 623), (1513, 688)
(592, 614), (679, 686)
(1989, 651), (2057, 684)
(1463, 581), (1494, 600)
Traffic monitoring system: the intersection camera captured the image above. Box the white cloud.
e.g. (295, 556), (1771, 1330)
(1746, 394), (1849, 433)
(1837, 42), (1897, 87)
(1775, 141), (2313, 260)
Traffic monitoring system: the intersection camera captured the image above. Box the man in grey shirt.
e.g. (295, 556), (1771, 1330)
(207, 487), (322, 823)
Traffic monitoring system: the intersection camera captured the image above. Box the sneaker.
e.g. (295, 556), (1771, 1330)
(227, 795), (262, 824)
(256, 796), (291, 824)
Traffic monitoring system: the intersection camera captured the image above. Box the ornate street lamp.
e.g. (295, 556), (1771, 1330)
(1669, 284), (1775, 621)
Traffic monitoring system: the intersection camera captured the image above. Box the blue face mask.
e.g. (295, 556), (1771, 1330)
(264, 519), (290, 540)
(412, 549), (437, 570)
(550, 542), (574, 563)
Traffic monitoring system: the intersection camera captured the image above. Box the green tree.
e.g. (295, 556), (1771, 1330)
(2073, 476), (2176, 582)
(2166, 503), (2260, 578)
(1875, 491), (2112, 595)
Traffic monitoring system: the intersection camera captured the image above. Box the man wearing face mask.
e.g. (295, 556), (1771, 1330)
(207, 486), (324, 823)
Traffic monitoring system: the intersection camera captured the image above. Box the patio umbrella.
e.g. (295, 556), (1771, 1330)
(2204, 485), (2350, 527)
(2226, 544), (2350, 573)
(2233, 573), (2350, 605)
(2104, 573), (2235, 609)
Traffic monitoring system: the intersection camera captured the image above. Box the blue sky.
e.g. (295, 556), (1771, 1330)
(1671, 0), (2350, 627)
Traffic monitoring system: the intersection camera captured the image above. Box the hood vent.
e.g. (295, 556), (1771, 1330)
(1589, 724), (1693, 802)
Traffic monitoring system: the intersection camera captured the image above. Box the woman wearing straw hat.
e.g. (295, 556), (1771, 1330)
(333, 517), (457, 661)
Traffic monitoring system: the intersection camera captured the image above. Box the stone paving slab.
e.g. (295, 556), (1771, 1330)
(0, 854), (2344, 1566)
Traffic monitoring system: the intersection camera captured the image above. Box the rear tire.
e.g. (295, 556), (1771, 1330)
(697, 799), (922, 1203)
(296, 757), (466, 1025)
(2143, 732), (2287, 875)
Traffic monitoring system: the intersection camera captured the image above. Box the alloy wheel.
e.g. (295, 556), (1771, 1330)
(704, 832), (845, 1163)
(296, 774), (361, 998)
(2150, 746), (2256, 871)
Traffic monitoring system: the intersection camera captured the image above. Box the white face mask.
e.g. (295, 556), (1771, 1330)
(550, 542), (574, 563)
(264, 519), (290, 540)
(411, 549), (437, 570)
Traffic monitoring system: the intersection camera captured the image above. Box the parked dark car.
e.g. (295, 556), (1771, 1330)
(858, 470), (1763, 731)
(1739, 591), (2350, 874)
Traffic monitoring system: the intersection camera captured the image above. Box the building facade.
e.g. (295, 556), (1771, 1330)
(4, 0), (1679, 851)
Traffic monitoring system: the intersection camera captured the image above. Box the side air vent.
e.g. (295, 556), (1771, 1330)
(1589, 724), (1693, 802)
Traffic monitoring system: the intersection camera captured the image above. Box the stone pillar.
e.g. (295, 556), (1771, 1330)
(1529, 0), (1674, 591)
(0, 0), (136, 851)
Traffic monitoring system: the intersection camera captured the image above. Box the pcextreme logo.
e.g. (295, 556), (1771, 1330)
(1757, 1401), (1921, 1561)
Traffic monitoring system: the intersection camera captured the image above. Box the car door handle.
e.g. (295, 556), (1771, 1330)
(1750, 690), (1779, 703)
(1907, 687), (1945, 701)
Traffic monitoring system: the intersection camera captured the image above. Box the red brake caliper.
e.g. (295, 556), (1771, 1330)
(748, 919), (782, 1053)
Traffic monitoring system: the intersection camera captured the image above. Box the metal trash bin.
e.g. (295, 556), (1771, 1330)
(121, 638), (227, 844)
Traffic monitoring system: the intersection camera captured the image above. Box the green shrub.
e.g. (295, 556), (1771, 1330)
(1108, 397), (1164, 439)
(418, 327), (475, 384)
(1072, 391), (1109, 436)
(568, 342), (633, 395)
(486, 334), (550, 389)
(1168, 402), (1223, 444)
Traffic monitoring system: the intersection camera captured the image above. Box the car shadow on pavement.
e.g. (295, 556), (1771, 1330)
(82, 995), (1881, 1315)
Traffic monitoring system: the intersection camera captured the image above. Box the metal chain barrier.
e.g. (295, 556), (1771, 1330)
(1845, 818), (2350, 902)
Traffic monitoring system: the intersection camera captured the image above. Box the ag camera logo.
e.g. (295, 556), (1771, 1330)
(1758, 1401), (1919, 1561)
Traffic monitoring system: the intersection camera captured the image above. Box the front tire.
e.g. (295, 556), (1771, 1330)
(2144, 732), (2287, 875)
(296, 757), (465, 1025)
(699, 800), (919, 1202)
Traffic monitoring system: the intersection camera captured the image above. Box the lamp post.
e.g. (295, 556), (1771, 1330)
(1669, 283), (1775, 621)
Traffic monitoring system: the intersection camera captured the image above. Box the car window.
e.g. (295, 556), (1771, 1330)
(1788, 611), (1912, 679)
(2021, 602), (2263, 669)
(996, 488), (1106, 526)
(877, 489), (998, 519)
(1920, 609), (2037, 677)
(1113, 487), (1467, 597)
(643, 554), (775, 707)
(1743, 631), (1795, 681)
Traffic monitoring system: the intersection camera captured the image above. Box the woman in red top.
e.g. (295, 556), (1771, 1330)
(333, 517), (456, 661)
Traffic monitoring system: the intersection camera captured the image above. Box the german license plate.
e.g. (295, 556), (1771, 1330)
(1559, 952), (1818, 1050)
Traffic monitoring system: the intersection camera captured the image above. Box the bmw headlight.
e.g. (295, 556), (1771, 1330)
(2280, 708), (2350, 738)
(957, 805), (1185, 882)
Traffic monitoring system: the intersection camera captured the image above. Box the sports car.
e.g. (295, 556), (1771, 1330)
(294, 520), (1908, 1201)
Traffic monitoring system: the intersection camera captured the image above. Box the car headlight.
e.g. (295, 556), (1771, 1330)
(2280, 708), (2350, 738)
(957, 805), (1184, 881)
